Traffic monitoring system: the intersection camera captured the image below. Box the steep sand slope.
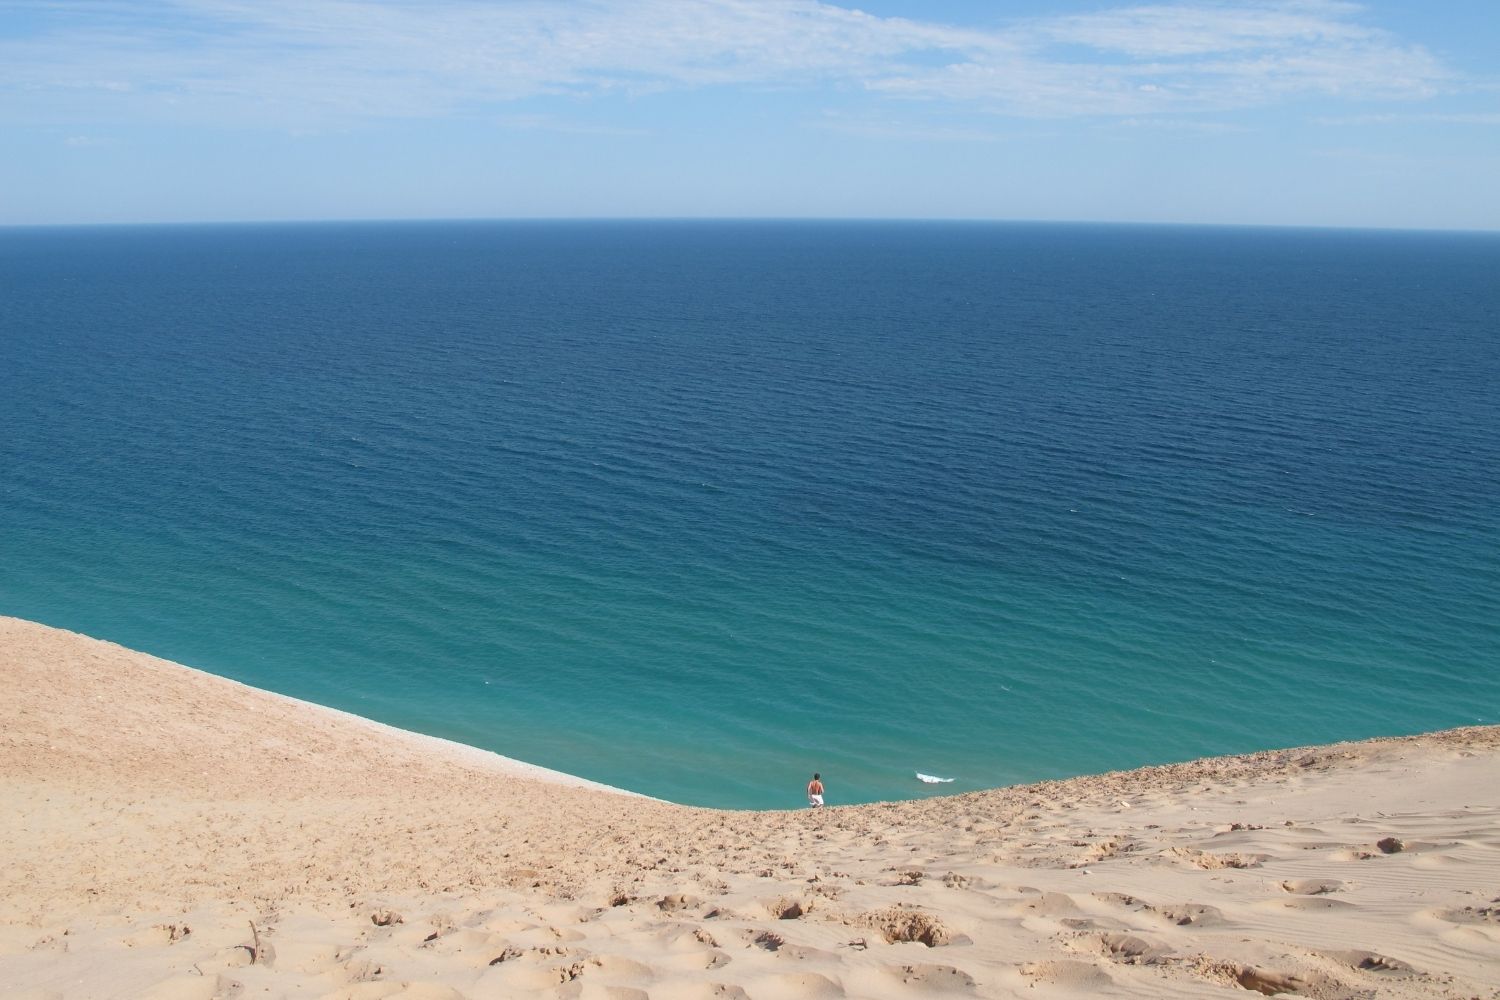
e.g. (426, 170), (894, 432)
(3, 617), (1497, 999)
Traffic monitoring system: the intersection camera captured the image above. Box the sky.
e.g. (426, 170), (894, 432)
(2, 0), (1498, 228)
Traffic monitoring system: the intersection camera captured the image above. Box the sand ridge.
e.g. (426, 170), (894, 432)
(2, 617), (1498, 999)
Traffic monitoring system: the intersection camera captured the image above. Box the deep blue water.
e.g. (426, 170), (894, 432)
(2, 220), (1497, 808)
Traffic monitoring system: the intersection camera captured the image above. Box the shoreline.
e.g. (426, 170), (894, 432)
(2, 615), (648, 799)
(4, 615), (1484, 812)
(4, 615), (1499, 999)
(257, 688), (657, 802)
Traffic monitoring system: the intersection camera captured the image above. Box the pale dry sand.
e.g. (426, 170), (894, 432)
(2, 616), (1498, 1000)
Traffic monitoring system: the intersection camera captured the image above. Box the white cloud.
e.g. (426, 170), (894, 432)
(494, 114), (653, 137)
(1316, 111), (1500, 126)
(812, 112), (1009, 142)
(0, 0), (1460, 126)
(1033, 1), (1377, 58)
(867, 3), (1451, 116)
(1104, 117), (1250, 133)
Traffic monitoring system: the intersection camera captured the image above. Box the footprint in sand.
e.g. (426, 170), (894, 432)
(1010, 890), (1086, 919)
(762, 896), (812, 920)
(701, 905), (744, 921)
(1235, 966), (1316, 995)
(1090, 891), (1146, 909)
(1318, 949), (1418, 976)
(139, 975), (226, 1000)
(1279, 878), (1344, 895)
(1411, 852), (1465, 868)
(1075, 931), (1173, 965)
(1255, 896), (1357, 914)
(740, 928), (784, 951)
(1425, 902), (1500, 926)
(741, 971), (846, 998)
(194, 944), (256, 972)
(1161, 846), (1266, 869)
(735, 927), (837, 962)
(478, 916), (540, 935)
(505, 923), (586, 947)
(123, 923), (192, 948)
(342, 956), (386, 983)
(26, 934), (68, 954)
(1330, 836), (1452, 862)
(776, 943), (842, 964)
(656, 947), (732, 972)
(1058, 915), (1133, 932)
(1146, 902), (1226, 927)
(885, 962), (978, 993)
(1185, 958), (1316, 996)
(474, 951), (586, 992)
(266, 938), (341, 973)
(643, 927), (731, 971)
(386, 986), (465, 1000)
(853, 905), (960, 946)
(581, 988), (651, 1000)
(578, 987), (651, 1000)
(587, 953), (655, 982)
(1018, 959), (1114, 989)
(422, 926), (502, 962)
(657, 893), (702, 912)
(648, 982), (751, 1000)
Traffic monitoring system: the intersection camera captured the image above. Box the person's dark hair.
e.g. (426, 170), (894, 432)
(813, 773), (820, 780)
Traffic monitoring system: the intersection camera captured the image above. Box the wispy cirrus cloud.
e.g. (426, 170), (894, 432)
(494, 114), (653, 137)
(812, 111), (1011, 142)
(0, 0), (1461, 127)
(1102, 117), (1250, 133)
(1315, 111), (1500, 126)
(867, 1), (1452, 116)
(1034, 0), (1380, 57)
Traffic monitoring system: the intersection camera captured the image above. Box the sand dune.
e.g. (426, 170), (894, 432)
(3, 616), (1498, 999)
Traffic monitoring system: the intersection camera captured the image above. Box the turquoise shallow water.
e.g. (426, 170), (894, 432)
(2, 220), (1497, 808)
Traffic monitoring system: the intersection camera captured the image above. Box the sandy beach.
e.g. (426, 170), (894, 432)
(2, 615), (1497, 999)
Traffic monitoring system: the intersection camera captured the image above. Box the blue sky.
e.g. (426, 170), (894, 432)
(3, 0), (1497, 228)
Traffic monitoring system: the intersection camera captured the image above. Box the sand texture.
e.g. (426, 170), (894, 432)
(3, 616), (1498, 999)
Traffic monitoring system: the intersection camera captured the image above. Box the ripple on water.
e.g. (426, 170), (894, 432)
(1, 221), (1498, 807)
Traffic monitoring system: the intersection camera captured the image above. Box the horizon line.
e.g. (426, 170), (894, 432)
(4, 215), (1499, 237)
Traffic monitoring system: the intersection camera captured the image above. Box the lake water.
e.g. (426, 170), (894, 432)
(2, 220), (1497, 807)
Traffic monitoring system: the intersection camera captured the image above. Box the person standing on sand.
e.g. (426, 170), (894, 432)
(807, 773), (824, 808)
